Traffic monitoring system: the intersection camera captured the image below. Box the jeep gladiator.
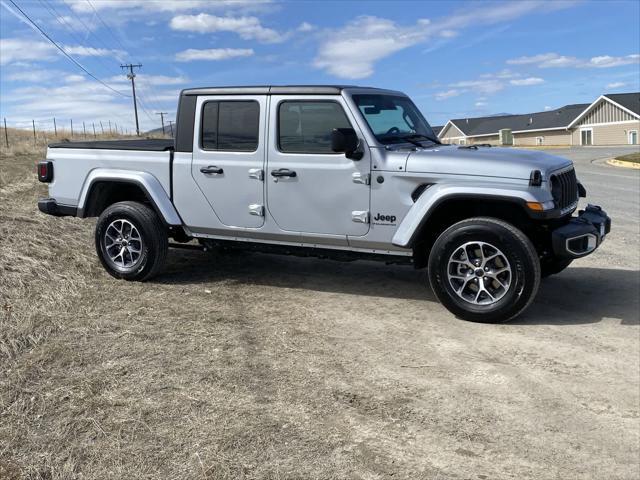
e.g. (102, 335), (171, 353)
(37, 85), (611, 322)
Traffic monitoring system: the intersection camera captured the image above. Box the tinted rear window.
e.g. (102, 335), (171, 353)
(201, 101), (259, 151)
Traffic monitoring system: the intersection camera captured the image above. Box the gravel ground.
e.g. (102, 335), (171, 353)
(1, 146), (638, 479)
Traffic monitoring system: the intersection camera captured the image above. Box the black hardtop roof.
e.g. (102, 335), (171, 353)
(180, 85), (404, 96)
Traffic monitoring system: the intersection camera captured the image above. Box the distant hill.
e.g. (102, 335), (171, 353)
(145, 126), (174, 136)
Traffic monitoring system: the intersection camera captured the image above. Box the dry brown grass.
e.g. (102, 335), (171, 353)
(1, 147), (638, 479)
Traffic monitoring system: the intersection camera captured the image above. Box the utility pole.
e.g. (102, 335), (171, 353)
(168, 120), (174, 136)
(3, 118), (8, 148)
(156, 112), (168, 135)
(121, 63), (142, 136)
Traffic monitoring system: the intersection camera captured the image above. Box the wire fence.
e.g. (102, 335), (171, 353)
(1, 117), (171, 149)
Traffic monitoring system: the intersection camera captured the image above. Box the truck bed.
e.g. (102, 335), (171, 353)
(48, 139), (174, 151)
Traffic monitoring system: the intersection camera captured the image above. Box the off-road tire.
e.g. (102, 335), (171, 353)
(95, 201), (168, 281)
(540, 258), (573, 278)
(428, 217), (541, 323)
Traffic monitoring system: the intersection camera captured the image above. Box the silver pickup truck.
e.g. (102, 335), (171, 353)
(38, 85), (610, 322)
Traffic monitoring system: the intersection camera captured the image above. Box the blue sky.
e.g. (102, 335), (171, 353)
(1, 0), (639, 133)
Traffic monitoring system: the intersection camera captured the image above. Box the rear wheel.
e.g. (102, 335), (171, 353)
(428, 217), (541, 323)
(95, 201), (168, 281)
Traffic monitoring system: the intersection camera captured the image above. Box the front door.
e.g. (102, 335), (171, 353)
(192, 95), (266, 228)
(581, 128), (593, 146)
(629, 130), (638, 145)
(266, 96), (371, 236)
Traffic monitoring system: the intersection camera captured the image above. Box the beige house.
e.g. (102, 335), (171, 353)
(438, 92), (639, 147)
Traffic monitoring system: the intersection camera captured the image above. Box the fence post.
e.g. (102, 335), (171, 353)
(83, 121), (87, 139)
(32, 119), (37, 146)
(169, 120), (174, 136)
(53, 117), (57, 137)
(3, 118), (8, 148)
(108, 120), (112, 134)
(93, 123), (96, 138)
(70, 119), (73, 138)
(100, 121), (104, 134)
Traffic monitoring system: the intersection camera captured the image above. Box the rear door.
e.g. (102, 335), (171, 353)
(192, 95), (266, 228)
(266, 96), (371, 236)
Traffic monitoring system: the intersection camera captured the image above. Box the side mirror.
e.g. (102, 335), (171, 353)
(331, 128), (363, 160)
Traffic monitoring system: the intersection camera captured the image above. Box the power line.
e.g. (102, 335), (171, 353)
(55, 0), (126, 63)
(6, 0), (129, 98)
(83, 0), (166, 114)
(37, 0), (122, 76)
(84, 0), (129, 54)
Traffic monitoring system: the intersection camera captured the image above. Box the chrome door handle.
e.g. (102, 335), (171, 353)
(200, 166), (224, 175)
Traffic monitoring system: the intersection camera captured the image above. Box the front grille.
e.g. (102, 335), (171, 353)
(550, 167), (578, 212)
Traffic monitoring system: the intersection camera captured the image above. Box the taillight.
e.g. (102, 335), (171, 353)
(38, 161), (53, 182)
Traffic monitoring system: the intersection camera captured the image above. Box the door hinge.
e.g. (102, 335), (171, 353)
(248, 168), (264, 181)
(248, 204), (264, 216)
(351, 210), (369, 224)
(352, 172), (370, 185)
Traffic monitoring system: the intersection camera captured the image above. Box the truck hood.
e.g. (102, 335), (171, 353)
(405, 145), (573, 180)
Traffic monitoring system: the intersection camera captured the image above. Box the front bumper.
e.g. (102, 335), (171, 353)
(551, 204), (611, 259)
(38, 198), (78, 217)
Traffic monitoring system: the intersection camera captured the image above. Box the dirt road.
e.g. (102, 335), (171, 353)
(1, 149), (638, 479)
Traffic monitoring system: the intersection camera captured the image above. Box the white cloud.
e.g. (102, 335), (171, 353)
(606, 81), (627, 89)
(507, 52), (640, 69)
(588, 54), (640, 68)
(4, 68), (64, 82)
(175, 48), (254, 62)
(64, 74), (86, 83)
(0, 37), (124, 66)
(313, 1), (579, 79)
(169, 13), (284, 43)
(297, 22), (315, 32)
(313, 16), (428, 79)
(450, 79), (505, 95)
(439, 29), (458, 38)
(2, 73), (180, 132)
(0, 38), (56, 65)
(62, 45), (121, 57)
(435, 89), (463, 101)
(510, 77), (545, 86)
(106, 74), (189, 86)
(432, 70), (544, 101)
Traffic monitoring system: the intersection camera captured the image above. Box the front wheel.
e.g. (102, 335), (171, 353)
(95, 201), (168, 281)
(428, 217), (541, 323)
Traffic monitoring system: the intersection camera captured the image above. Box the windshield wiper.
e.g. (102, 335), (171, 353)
(401, 134), (441, 146)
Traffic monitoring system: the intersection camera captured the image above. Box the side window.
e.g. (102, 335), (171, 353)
(278, 101), (351, 154)
(201, 100), (259, 151)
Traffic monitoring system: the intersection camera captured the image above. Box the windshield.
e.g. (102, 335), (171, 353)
(352, 94), (439, 146)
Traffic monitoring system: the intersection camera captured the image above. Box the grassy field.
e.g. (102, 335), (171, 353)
(1, 138), (639, 479)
